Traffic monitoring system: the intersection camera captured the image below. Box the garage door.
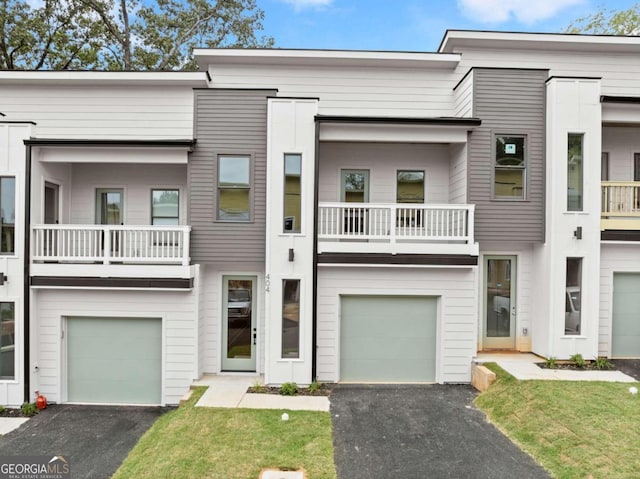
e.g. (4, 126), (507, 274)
(340, 296), (437, 382)
(67, 317), (162, 404)
(612, 274), (640, 357)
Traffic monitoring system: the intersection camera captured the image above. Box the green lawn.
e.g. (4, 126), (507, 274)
(113, 387), (336, 479)
(475, 363), (640, 479)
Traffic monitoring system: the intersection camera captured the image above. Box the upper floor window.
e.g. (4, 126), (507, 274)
(494, 135), (526, 200)
(151, 189), (179, 225)
(0, 178), (15, 254)
(218, 156), (250, 221)
(284, 154), (302, 233)
(567, 134), (584, 211)
(397, 171), (425, 203)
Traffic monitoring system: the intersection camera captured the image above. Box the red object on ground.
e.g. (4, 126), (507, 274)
(35, 391), (47, 410)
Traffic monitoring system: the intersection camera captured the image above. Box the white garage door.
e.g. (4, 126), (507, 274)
(340, 296), (437, 382)
(67, 317), (162, 404)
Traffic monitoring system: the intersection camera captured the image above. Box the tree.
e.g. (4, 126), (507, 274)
(565, 3), (640, 35)
(0, 0), (273, 71)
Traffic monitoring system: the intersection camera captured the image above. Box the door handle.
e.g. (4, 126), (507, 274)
(253, 332), (257, 345)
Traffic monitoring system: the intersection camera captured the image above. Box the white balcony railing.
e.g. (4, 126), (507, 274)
(32, 224), (191, 265)
(318, 202), (475, 254)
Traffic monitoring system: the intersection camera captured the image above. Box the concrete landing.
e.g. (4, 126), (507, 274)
(194, 375), (330, 411)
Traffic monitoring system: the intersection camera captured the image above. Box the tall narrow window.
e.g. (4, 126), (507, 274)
(0, 178), (15, 254)
(151, 189), (179, 225)
(282, 279), (300, 359)
(494, 136), (526, 199)
(634, 153), (640, 182)
(601, 152), (609, 181)
(567, 134), (584, 211)
(284, 154), (302, 233)
(565, 258), (582, 336)
(0, 302), (15, 379)
(218, 156), (251, 221)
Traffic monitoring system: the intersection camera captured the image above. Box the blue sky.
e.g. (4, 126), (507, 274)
(259, 0), (638, 51)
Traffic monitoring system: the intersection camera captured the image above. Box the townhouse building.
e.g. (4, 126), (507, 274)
(0, 30), (638, 406)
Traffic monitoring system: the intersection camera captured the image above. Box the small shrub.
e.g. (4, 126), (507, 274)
(570, 353), (586, 369)
(280, 382), (299, 396)
(251, 380), (268, 393)
(0, 405), (6, 414)
(20, 402), (38, 417)
(309, 381), (321, 393)
(545, 356), (557, 369)
(593, 356), (614, 370)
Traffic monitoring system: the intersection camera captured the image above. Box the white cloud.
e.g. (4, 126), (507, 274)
(457, 0), (586, 25)
(280, 0), (334, 11)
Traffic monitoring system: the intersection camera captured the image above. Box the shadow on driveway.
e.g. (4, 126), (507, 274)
(331, 384), (549, 479)
(0, 404), (169, 479)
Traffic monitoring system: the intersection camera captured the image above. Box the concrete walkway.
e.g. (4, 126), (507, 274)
(0, 417), (29, 435)
(193, 374), (330, 412)
(477, 352), (637, 382)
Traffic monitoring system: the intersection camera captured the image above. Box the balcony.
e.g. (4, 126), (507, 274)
(30, 224), (192, 281)
(601, 182), (640, 231)
(317, 203), (477, 256)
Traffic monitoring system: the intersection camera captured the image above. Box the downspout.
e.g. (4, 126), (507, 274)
(23, 143), (32, 403)
(311, 121), (320, 381)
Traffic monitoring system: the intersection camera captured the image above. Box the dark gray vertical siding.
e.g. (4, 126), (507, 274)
(469, 69), (547, 243)
(190, 89), (275, 263)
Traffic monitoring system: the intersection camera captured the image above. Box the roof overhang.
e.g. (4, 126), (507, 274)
(0, 71), (208, 87)
(439, 30), (640, 54)
(25, 138), (196, 164)
(601, 97), (640, 126)
(316, 115), (480, 143)
(194, 48), (461, 70)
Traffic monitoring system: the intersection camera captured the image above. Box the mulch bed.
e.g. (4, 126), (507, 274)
(247, 383), (334, 397)
(0, 408), (36, 418)
(536, 361), (615, 372)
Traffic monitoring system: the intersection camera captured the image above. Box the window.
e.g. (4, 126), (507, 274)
(634, 153), (640, 182)
(0, 178), (15, 254)
(284, 154), (302, 233)
(567, 134), (584, 211)
(397, 170), (425, 203)
(565, 258), (582, 335)
(282, 279), (300, 359)
(340, 170), (369, 203)
(494, 136), (525, 199)
(0, 302), (14, 379)
(218, 156), (250, 221)
(151, 189), (179, 225)
(601, 152), (609, 181)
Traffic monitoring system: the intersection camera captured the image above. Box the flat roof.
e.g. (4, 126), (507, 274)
(439, 30), (640, 53)
(0, 70), (208, 87)
(194, 48), (461, 70)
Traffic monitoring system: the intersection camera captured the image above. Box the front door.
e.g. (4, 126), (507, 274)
(483, 256), (517, 349)
(222, 276), (257, 371)
(44, 182), (59, 256)
(96, 188), (124, 225)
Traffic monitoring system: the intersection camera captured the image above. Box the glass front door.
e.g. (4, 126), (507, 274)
(221, 276), (257, 371)
(483, 256), (517, 349)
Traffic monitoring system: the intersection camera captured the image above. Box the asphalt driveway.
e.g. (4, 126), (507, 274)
(331, 384), (549, 479)
(0, 404), (168, 479)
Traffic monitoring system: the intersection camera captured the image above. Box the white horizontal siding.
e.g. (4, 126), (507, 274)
(69, 163), (187, 225)
(455, 48), (640, 97)
(318, 142), (451, 203)
(0, 85), (194, 139)
(448, 143), (467, 204)
(453, 70), (473, 117)
(33, 288), (197, 405)
(210, 65), (456, 117)
(316, 267), (478, 384)
(599, 244), (640, 357)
